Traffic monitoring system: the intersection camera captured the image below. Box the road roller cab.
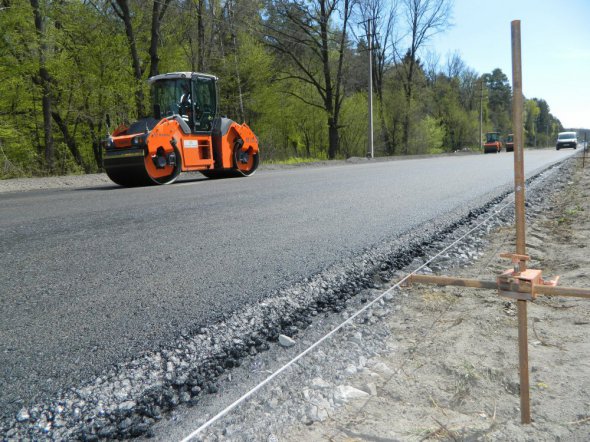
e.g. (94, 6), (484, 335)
(103, 72), (259, 186)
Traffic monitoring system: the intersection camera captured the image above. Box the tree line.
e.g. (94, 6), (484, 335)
(0, 0), (565, 178)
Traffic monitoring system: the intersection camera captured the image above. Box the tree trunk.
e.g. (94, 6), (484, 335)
(114, 0), (144, 116)
(51, 111), (90, 172)
(41, 73), (53, 170)
(304, 132), (311, 158)
(375, 84), (394, 154)
(320, 0), (351, 159)
(402, 60), (415, 155)
(149, 0), (171, 78)
(148, 1), (161, 78)
(402, 113), (410, 155)
(378, 99), (394, 154)
(85, 117), (103, 170)
(392, 116), (399, 153)
(319, 1), (334, 146)
(30, 0), (54, 172)
(328, 117), (339, 160)
(264, 0), (351, 160)
(197, 0), (205, 71)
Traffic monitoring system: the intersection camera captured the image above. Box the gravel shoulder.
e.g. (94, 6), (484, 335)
(136, 158), (589, 441)
(281, 161), (590, 440)
(1, 153), (585, 441)
(143, 160), (590, 441)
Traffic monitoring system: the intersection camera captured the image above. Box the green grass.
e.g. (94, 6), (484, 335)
(565, 204), (584, 216)
(264, 156), (326, 165)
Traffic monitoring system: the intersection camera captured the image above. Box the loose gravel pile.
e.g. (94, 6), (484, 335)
(0, 159), (571, 441)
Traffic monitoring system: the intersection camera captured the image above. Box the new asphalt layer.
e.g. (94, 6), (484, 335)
(0, 149), (576, 419)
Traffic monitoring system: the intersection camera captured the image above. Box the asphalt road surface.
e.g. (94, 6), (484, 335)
(0, 149), (577, 418)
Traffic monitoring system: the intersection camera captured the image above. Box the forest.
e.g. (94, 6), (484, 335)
(0, 0), (566, 178)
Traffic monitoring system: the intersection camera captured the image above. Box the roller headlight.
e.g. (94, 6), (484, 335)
(131, 134), (148, 146)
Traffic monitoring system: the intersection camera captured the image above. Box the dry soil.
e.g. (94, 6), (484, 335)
(283, 163), (590, 441)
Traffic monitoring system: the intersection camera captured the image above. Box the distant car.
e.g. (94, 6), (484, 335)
(505, 134), (514, 152)
(556, 131), (577, 150)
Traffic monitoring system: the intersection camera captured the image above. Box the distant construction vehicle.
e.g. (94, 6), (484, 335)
(483, 132), (503, 154)
(505, 134), (514, 152)
(103, 72), (259, 186)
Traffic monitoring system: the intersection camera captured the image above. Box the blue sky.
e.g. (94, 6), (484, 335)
(427, 0), (590, 129)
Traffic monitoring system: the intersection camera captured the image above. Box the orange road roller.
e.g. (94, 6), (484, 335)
(483, 131), (503, 154)
(103, 72), (259, 186)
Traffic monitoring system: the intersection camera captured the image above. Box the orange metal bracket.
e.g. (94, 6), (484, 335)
(497, 253), (559, 301)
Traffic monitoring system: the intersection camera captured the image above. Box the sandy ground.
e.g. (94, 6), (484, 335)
(283, 164), (590, 440)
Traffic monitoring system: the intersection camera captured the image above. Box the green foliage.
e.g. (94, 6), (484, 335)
(253, 79), (329, 161)
(339, 92), (369, 158)
(483, 68), (512, 134)
(0, 0), (572, 178)
(532, 98), (563, 147)
(524, 99), (540, 146)
(0, 123), (38, 178)
(410, 116), (445, 154)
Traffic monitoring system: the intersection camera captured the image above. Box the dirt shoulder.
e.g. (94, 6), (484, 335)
(284, 164), (590, 440)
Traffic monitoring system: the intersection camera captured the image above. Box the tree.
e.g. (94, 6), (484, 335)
(264, 0), (354, 159)
(483, 68), (511, 134)
(148, 0), (172, 78)
(524, 98), (540, 146)
(431, 74), (465, 150)
(109, 0), (144, 116)
(0, 1), (572, 177)
(533, 98), (563, 147)
(30, 0), (54, 171)
(357, 0), (400, 154)
(50, 1), (137, 171)
(109, 0), (172, 116)
(398, 0), (451, 154)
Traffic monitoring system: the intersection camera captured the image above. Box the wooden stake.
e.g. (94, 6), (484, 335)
(511, 19), (531, 424)
(517, 299), (531, 423)
(408, 18), (590, 427)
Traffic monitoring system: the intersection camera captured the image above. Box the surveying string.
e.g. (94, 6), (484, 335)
(180, 199), (514, 442)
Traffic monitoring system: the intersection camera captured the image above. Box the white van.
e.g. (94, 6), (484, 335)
(556, 132), (577, 150)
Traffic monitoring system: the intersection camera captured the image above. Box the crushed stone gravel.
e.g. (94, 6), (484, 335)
(0, 157), (572, 440)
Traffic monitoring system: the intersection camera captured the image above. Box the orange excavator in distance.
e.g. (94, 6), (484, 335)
(103, 72), (259, 186)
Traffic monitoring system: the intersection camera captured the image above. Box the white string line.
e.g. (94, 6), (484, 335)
(180, 198), (513, 442)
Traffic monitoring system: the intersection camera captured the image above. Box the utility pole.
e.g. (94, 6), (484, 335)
(367, 18), (374, 159)
(479, 79), (484, 148)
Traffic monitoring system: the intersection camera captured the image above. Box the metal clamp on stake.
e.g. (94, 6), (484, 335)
(497, 253), (559, 301)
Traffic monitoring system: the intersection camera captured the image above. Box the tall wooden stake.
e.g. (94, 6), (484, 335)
(411, 22), (590, 425)
(511, 19), (531, 424)
(409, 17), (590, 427)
